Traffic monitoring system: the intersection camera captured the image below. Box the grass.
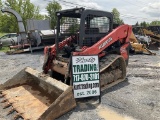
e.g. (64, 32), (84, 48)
(0, 33), (9, 52)
(0, 47), (10, 52)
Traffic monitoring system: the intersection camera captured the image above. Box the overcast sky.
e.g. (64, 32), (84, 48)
(19, 0), (160, 25)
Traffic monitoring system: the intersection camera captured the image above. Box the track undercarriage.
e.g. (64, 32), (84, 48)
(99, 54), (126, 90)
(51, 54), (126, 91)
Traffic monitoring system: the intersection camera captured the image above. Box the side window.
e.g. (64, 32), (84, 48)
(10, 34), (17, 37)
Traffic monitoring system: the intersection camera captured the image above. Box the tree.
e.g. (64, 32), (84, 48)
(0, 0), (13, 32)
(46, 0), (62, 29)
(0, 0), (44, 33)
(150, 21), (160, 25)
(135, 21), (139, 26)
(66, 18), (79, 34)
(140, 21), (146, 28)
(0, 0), (2, 8)
(139, 21), (149, 28)
(0, 0), (3, 29)
(112, 8), (124, 25)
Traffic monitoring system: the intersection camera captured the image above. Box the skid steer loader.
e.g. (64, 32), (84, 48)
(0, 8), (132, 120)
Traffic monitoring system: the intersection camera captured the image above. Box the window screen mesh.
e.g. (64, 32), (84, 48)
(83, 14), (110, 46)
(60, 17), (80, 36)
(58, 14), (110, 47)
(85, 14), (109, 34)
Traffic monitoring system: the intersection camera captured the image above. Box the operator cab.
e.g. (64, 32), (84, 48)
(55, 7), (113, 58)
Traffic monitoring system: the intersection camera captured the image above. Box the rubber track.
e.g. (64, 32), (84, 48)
(99, 54), (126, 91)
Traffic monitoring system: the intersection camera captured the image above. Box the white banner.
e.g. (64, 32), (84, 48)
(72, 55), (100, 98)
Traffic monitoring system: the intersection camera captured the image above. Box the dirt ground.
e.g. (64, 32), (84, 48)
(0, 50), (159, 120)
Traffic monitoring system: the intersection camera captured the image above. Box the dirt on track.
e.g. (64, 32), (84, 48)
(0, 50), (160, 120)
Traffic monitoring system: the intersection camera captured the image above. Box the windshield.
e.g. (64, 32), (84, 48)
(10, 34), (17, 37)
(0, 35), (9, 39)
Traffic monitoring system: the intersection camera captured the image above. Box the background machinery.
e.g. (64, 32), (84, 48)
(132, 26), (151, 47)
(133, 26), (160, 50)
(148, 25), (160, 34)
(0, 8), (132, 120)
(1, 8), (56, 54)
(114, 25), (155, 55)
(144, 26), (160, 50)
(113, 25), (155, 55)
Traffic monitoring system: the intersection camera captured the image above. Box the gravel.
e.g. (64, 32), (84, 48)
(0, 50), (160, 120)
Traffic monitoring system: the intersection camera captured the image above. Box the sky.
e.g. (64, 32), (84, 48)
(3, 0), (160, 25)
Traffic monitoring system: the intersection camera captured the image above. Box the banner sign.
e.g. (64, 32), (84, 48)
(72, 55), (100, 98)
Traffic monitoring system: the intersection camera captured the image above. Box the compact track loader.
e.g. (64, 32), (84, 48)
(0, 8), (132, 120)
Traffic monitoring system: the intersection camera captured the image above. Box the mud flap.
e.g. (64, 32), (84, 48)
(0, 67), (76, 120)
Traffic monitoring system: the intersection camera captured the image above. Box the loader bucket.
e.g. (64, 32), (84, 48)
(131, 43), (156, 55)
(0, 67), (76, 120)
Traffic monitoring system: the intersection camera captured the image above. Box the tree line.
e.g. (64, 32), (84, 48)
(135, 21), (160, 28)
(0, 0), (61, 33)
(0, 0), (159, 33)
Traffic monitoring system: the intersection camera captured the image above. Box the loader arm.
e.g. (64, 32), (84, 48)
(73, 25), (132, 61)
(43, 25), (132, 73)
(43, 35), (76, 73)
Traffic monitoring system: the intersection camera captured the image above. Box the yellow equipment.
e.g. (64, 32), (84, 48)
(143, 29), (160, 43)
(129, 32), (156, 55)
(143, 29), (160, 50)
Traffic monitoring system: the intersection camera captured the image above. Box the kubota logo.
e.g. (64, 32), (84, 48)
(99, 37), (112, 49)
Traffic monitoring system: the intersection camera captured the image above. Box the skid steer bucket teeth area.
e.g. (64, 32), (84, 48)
(0, 67), (76, 120)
